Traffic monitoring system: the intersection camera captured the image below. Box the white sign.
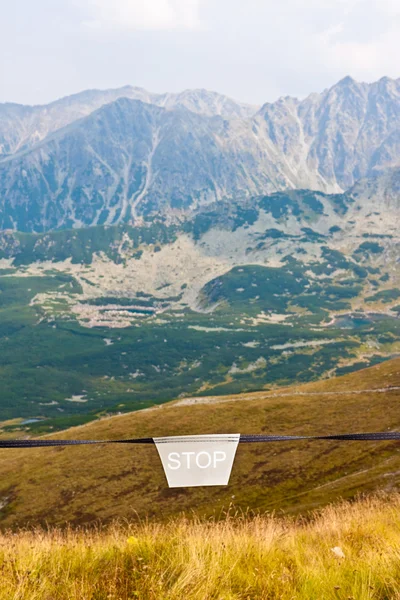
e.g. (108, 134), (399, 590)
(153, 434), (240, 487)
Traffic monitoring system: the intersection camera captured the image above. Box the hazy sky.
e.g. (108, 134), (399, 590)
(0, 0), (399, 106)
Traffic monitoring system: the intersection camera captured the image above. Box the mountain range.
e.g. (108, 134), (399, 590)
(0, 76), (399, 232)
(0, 76), (399, 429)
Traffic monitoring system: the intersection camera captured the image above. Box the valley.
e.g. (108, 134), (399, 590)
(0, 185), (399, 428)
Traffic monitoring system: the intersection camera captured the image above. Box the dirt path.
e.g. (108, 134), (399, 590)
(174, 386), (400, 407)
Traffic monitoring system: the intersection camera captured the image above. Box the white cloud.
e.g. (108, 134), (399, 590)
(322, 32), (400, 77)
(84, 0), (202, 31)
(311, 0), (400, 80)
(1, 0), (399, 104)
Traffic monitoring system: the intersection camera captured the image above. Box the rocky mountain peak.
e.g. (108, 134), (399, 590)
(0, 76), (399, 232)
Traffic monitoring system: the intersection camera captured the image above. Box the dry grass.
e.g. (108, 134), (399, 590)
(1, 493), (400, 599)
(1, 358), (400, 529)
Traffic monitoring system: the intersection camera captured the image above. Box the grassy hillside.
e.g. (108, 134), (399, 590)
(0, 358), (400, 529)
(0, 223), (179, 265)
(0, 494), (400, 599)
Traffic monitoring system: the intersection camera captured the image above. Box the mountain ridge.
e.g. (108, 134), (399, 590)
(0, 85), (259, 158)
(0, 75), (400, 232)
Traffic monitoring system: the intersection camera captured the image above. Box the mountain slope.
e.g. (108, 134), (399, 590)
(255, 76), (400, 192)
(0, 76), (400, 231)
(0, 358), (400, 528)
(350, 166), (400, 209)
(0, 99), (278, 231)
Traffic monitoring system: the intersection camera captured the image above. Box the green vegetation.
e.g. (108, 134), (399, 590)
(354, 241), (384, 257)
(83, 297), (154, 307)
(182, 189), (353, 242)
(0, 194), (398, 429)
(0, 252), (399, 428)
(362, 233), (393, 239)
(0, 223), (178, 265)
(365, 289), (400, 303)
(201, 262), (366, 317)
(202, 264), (308, 311)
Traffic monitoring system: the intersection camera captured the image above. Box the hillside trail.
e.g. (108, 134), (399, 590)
(174, 386), (400, 407)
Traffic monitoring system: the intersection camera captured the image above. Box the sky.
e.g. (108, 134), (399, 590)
(0, 0), (399, 106)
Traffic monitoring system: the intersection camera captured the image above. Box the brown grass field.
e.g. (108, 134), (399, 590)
(0, 360), (400, 597)
(1, 358), (400, 528)
(0, 493), (400, 599)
